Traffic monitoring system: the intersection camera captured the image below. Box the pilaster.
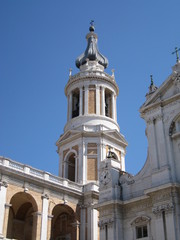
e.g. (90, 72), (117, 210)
(40, 193), (49, 240)
(96, 85), (100, 115)
(0, 181), (8, 237)
(80, 205), (86, 240)
(47, 214), (53, 240)
(2, 203), (11, 238)
(87, 204), (98, 240)
(85, 86), (88, 115)
(79, 87), (83, 115)
(101, 87), (105, 116)
(69, 92), (72, 120)
(111, 92), (115, 120)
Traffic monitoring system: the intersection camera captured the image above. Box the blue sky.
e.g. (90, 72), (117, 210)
(0, 0), (180, 175)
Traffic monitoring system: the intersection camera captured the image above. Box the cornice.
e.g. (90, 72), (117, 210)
(65, 71), (119, 95)
(57, 128), (127, 148)
(140, 93), (180, 116)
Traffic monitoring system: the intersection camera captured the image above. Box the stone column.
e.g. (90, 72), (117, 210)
(99, 224), (106, 240)
(59, 152), (63, 177)
(47, 215), (53, 240)
(84, 86), (88, 115)
(79, 87), (83, 116)
(83, 142), (87, 184)
(114, 95), (117, 121)
(0, 181), (8, 238)
(155, 116), (168, 168)
(40, 194), (49, 240)
(147, 119), (160, 170)
(111, 92), (115, 120)
(2, 203), (11, 238)
(153, 207), (166, 239)
(87, 204), (98, 240)
(75, 155), (78, 182)
(78, 145), (83, 184)
(97, 144), (101, 180)
(80, 206), (86, 240)
(165, 209), (176, 240)
(121, 152), (125, 172)
(69, 92), (72, 120)
(107, 220), (115, 240)
(96, 85), (100, 115)
(101, 87), (105, 116)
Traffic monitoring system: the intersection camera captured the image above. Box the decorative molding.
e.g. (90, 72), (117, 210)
(98, 218), (114, 229)
(32, 211), (42, 217)
(131, 216), (150, 226)
(0, 181), (8, 189)
(5, 203), (12, 209)
(119, 172), (135, 185)
(146, 114), (163, 125)
(48, 214), (54, 220)
(152, 202), (174, 214)
(41, 193), (49, 200)
(152, 191), (171, 203)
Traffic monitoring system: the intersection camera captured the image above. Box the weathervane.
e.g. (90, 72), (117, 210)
(172, 47), (180, 63)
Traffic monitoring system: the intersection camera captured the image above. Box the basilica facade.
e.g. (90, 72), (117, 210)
(0, 24), (180, 240)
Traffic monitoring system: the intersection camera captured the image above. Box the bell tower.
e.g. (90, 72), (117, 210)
(56, 24), (127, 184)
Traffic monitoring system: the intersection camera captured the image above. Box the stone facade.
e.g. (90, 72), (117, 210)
(0, 25), (180, 240)
(96, 61), (180, 240)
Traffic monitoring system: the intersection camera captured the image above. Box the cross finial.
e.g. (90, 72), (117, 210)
(172, 47), (180, 63)
(90, 20), (94, 26)
(150, 75), (154, 86)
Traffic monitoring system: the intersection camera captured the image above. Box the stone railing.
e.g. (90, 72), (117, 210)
(0, 156), (83, 193)
(69, 71), (115, 82)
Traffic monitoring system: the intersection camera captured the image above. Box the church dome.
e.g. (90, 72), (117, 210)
(75, 24), (108, 69)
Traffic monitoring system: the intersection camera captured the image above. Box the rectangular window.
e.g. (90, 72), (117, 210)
(136, 225), (148, 239)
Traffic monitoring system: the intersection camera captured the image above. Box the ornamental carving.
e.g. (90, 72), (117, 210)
(98, 218), (114, 229)
(119, 172), (135, 185)
(0, 181), (8, 189)
(131, 216), (150, 226)
(152, 202), (174, 214)
(41, 193), (49, 200)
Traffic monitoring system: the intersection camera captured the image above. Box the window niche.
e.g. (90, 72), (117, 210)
(131, 216), (150, 240)
(72, 89), (79, 118)
(136, 225), (148, 239)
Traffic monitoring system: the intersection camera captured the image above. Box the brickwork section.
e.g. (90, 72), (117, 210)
(87, 158), (97, 180)
(88, 85), (96, 114)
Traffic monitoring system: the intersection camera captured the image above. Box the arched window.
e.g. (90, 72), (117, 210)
(72, 89), (79, 118)
(64, 152), (76, 182)
(169, 114), (180, 136)
(67, 153), (75, 182)
(105, 89), (112, 118)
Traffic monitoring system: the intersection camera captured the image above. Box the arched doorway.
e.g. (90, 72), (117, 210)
(51, 204), (78, 240)
(6, 192), (38, 240)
